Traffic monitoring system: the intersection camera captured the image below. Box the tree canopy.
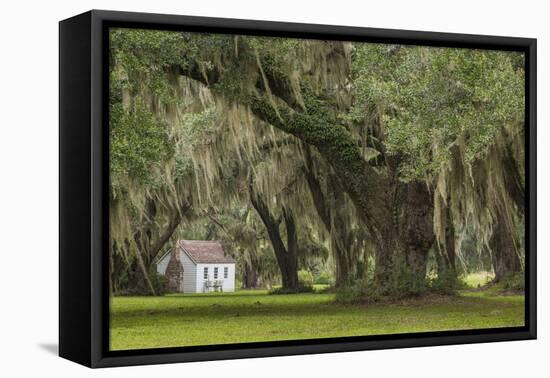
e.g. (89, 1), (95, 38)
(108, 28), (525, 297)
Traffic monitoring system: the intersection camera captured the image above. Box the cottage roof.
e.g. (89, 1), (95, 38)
(177, 240), (235, 264)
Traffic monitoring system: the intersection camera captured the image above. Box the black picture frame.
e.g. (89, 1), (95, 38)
(59, 9), (537, 368)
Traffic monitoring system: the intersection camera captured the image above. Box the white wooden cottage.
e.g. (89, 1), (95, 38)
(156, 240), (236, 293)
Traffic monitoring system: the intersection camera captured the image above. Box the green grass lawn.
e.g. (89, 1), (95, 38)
(110, 287), (524, 350)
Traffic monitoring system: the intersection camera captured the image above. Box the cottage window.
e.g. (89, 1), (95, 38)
(224, 267), (228, 279)
(214, 267), (219, 279)
(203, 267), (208, 280)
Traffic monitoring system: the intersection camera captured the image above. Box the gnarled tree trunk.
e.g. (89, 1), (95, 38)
(443, 205), (457, 276)
(373, 179), (434, 289)
(490, 210), (521, 283)
(249, 187), (299, 290)
(303, 146), (355, 287)
(242, 256), (260, 289)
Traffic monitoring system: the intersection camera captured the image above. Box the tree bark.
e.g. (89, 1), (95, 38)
(490, 210), (521, 282)
(127, 259), (149, 295)
(502, 140), (525, 214)
(333, 232), (355, 287)
(302, 146), (355, 287)
(443, 205), (457, 275)
(242, 260), (259, 289)
(282, 207), (300, 289)
(249, 185), (299, 290)
(373, 179), (434, 288)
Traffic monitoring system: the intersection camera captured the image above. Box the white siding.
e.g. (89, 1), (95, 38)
(220, 263), (235, 292)
(179, 251), (197, 293)
(156, 252), (171, 275)
(156, 250), (236, 293)
(196, 263), (235, 292)
(196, 264), (207, 293)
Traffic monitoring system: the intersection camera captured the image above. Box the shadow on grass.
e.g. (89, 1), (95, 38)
(110, 293), (518, 319)
(112, 300), (337, 317)
(166, 292), (270, 299)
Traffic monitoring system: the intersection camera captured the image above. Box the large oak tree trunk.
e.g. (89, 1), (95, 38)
(302, 146), (355, 287)
(434, 202), (458, 280)
(373, 180), (434, 289)
(333, 234), (355, 287)
(127, 260), (149, 294)
(490, 211), (521, 283)
(443, 205), (457, 276)
(280, 208), (300, 289)
(242, 262), (259, 289)
(242, 251), (260, 289)
(249, 187), (299, 290)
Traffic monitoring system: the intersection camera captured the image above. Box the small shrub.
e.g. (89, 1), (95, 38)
(429, 270), (463, 294)
(118, 269), (167, 296)
(314, 284), (335, 294)
(313, 271), (332, 285)
(501, 273), (525, 292)
(149, 270), (168, 296)
(235, 278), (243, 289)
(336, 260), (448, 303)
(380, 259), (428, 299)
(298, 269), (314, 287)
(335, 279), (373, 303)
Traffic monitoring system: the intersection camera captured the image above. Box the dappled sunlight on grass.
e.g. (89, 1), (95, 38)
(461, 271), (495, 288)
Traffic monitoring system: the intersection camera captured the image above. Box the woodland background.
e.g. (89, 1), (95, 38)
(109, 30), (525, 299)
(1, 1), (546, 377)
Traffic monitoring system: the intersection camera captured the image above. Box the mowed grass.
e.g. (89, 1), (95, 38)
(110, 288), (524, 350)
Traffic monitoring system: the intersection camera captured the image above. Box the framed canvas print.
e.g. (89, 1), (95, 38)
(59, 10), (537, 368)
